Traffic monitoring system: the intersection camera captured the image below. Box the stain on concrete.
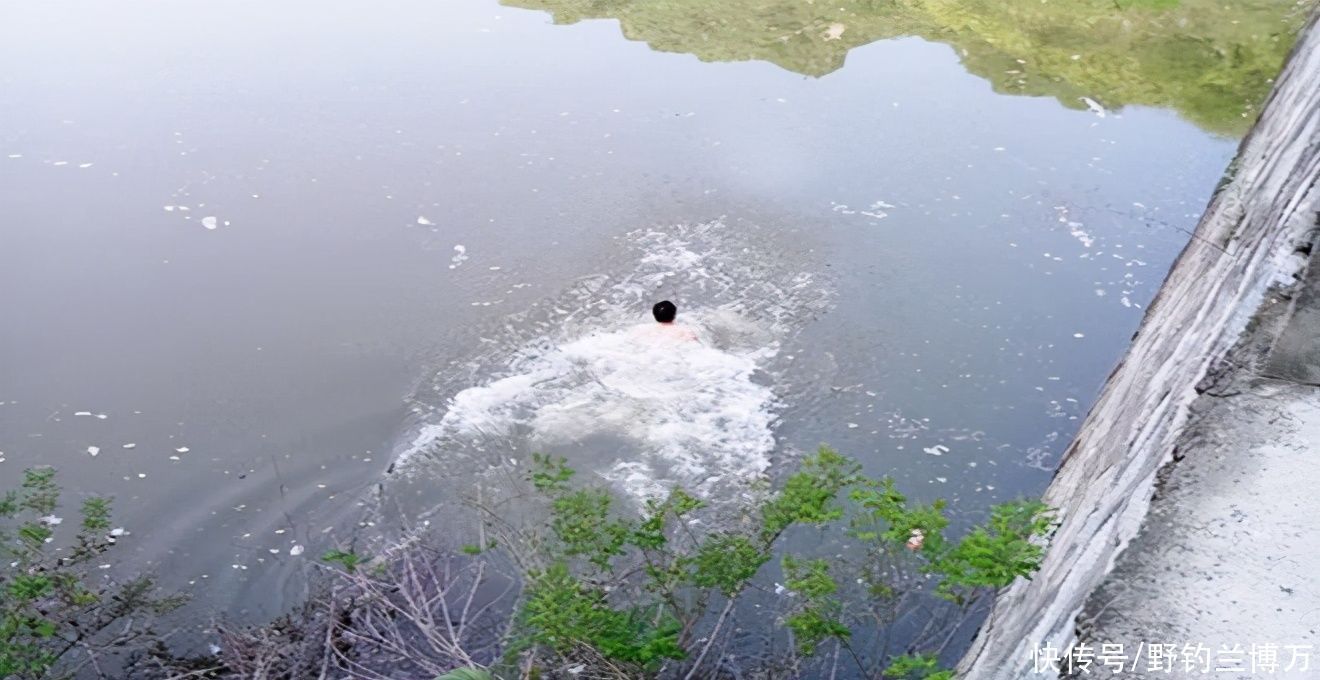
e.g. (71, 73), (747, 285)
(1265, 233), (1320, 385)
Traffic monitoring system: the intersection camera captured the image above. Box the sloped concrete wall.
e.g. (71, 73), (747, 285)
(957, 11), (1320, 678)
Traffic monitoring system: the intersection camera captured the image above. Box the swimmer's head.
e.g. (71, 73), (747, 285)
(652, 300), (677, 324)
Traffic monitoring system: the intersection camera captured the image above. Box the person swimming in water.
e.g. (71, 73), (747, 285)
(649, 300), (699, 342)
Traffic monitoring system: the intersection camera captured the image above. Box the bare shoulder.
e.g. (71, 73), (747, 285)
(638, 323), (701, 343)
(675, 325), (700, 342)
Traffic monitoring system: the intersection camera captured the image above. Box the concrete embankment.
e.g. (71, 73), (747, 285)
(1069, 262), (1320, 678)
(957, 10), (1320, 679)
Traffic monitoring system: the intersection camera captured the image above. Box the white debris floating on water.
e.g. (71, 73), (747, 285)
(417, 216), (434, 226)
(1055, 205), (1095, 248)
(1079, 96), (1108, 118)
(859, 200), (892, 220)
(831, 200), (894, 221)
(87, 446), (100, 457)
(201, 216), (218, 230)
(923, 444), (950, 456)
(449, 244), (468, 269)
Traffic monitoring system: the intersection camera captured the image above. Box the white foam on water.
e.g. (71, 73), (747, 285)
(1055, 205), (1095, 248)
(393, 221), (829, 505)
(449, 244), (468, 269)
(402, 323), (776, 502)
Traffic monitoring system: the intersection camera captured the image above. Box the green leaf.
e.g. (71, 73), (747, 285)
(17, 522), (52, 549)
(691, 533), (767, 596)
(322, 549), (368, 573)
(930, 499), (1053, 597)
(19, 468), (59, 515)
(781, 555), (849, 656)
(784, 608), (850, 656)
(8, 574), (54, 602)
(529, 453), (574, 493)
(883, 653), (954, 679)
(549, 489), (631, 570)
(31, 619), (57, 639)
(80, 497), (112, 532)
(782, 557), (837, 598)
(760, 446), (860, 540)
(435, 669), (493, 680)
(850, 477), (951, 558)
(519, 562), (685, 666)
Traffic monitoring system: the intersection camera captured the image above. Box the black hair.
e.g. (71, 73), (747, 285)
(652, 300), (677, 323)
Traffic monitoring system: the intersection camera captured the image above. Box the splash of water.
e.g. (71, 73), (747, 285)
(391, 220), (831, 505)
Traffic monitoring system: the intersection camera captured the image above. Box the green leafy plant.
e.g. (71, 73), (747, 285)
(691, 534), (766, 596)
(760, 446), (861, 539)
(520, 561), (683, 666)
(781, 556), (849, 655)
(321, 549), (369, 573)
(930, 500), (1053, 601)
(0, 467), (183, 679)
(506, 447), (860, 676)
(12, 446), (1052, 680)
(849, 476), (1053, 603)
(503, 446), (1053, 677)
(435, 668), (494, 680)
(884, 653), (955, 679)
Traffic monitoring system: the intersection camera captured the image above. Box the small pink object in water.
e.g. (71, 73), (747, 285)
(906, 528), (925, 552)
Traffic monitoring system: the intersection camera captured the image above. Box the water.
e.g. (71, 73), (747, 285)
(394, 222), (827, 506)
(0, 0), (1308, 636)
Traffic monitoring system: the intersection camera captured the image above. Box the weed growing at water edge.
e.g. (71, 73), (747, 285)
(493, 446), (1054, 678)
(0, 468), (183, 679)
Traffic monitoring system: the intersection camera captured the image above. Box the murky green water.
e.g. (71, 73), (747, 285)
(509, 0), (1307, 135)
(0, 0), (1310, 656)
